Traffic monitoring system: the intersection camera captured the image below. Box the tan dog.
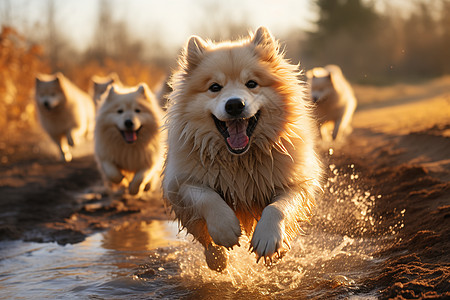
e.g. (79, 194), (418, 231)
(91, 73), (123, 110)
(35, 73), (95, 162)
(163, 27), (322, 271)
(306, 65), (357, 141)
(94, 83), (164, 196)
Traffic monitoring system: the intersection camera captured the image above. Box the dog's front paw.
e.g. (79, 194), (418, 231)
(205, 205), (241, 248)
(128, 181), (141, 195)
(250, 207), (289, 263)
(61, 151), (72, 162)
(102, 161), (124, 184)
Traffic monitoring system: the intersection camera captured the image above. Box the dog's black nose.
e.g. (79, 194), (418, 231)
(124, 119), (134, 129)
(225, 98), (245, 117)
(44, 101), (51, 110)
(312, 96), (318, 103)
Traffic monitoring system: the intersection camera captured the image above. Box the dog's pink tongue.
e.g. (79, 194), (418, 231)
(226, 120), (249, 150)
(124, 131), (137, 143)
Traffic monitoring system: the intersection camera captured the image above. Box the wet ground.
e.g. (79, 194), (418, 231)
(0, 86), (449, 298)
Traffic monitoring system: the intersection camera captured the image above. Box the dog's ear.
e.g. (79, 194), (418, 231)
(137, 83), (147, 95)
(306, 70), (315, 80)
(251, 27), (275, 47)
(186, 35), (207, 69)
(54, 72), (63, 82)
(251, 27), (279, 61)
(104, 85), (116, 101)
(137, 83), (155, 103)
(53, 73), (65, 91)
(109, 72), (119, 83)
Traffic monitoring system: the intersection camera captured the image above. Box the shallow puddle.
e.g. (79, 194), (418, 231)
(0, 162), (402, 299)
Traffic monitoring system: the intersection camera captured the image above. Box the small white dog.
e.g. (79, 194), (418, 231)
(94, 83), (164, 196)
(306, 65), (357, 141)
(35, 73), (95, 162)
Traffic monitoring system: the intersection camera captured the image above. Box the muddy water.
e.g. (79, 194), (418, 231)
(0, 162), (403, 299)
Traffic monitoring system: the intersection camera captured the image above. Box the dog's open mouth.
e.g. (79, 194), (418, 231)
(120, 127), (141, 144)
(212, 111), (260, 154)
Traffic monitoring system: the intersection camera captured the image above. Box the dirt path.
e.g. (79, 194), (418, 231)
(0, 78), (449, 298)
(329, 85), (450, 298)
(0, 130), (168, 245)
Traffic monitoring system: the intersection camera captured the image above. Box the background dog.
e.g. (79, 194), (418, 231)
(91, 73), (123, 110)
(306, 65), (357, 141)
(94, 83), (164, 197)
(154, 73), (173, 110)
(35, 72), (95, 162)
(163, 27), (322, 271)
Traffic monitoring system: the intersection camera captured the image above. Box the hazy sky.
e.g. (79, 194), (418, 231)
(2, 0), (318, 52)
(1, 0), (418, 55)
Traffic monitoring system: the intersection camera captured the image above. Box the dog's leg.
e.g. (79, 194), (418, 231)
(317, 123), (323, 140)
(55, 136), (72, 162)
(177, 183), (242, 248)
(66, 131), (75, 147)
(101, 160), (124, 184)
(131, 157), (162, 195)
(335, 101), (356, 140)
(251, 193), (302, 263)
(129, 168), (153, 195)
(332, 117), (342, 140)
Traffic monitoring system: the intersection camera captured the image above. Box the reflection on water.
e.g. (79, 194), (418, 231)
(0, 164), (403, 299)
(0, 220), (182, 299)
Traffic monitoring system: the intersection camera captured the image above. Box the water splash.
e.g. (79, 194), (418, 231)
(135, 163), (405, 298)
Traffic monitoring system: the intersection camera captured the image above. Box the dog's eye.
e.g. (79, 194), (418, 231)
(209, 83), (222, 93)
(245, 80), (258, 89)
(117, 109), (123, 114)
(135, 108), (141, 113)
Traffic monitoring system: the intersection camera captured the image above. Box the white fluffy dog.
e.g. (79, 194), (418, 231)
(35, 73), (95, 162)
(94, 83), (164, 196)
(163, 27), (322, 271)
(306, 65), (357, 141)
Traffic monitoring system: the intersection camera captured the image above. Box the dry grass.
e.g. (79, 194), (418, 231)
(0, 26), (166, 141)
(0, 26), (50, 133)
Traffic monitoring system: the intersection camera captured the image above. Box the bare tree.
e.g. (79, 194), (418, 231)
(46, 0), (59, 70)
(92, 0), (114, 59)
(193, 0), (251, 41)
(0, 0), (12, 25)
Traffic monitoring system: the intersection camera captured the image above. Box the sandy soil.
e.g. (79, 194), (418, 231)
(0, 77), (449, 299)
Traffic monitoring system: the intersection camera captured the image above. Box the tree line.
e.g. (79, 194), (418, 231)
(299, 0), (450, 83)
(2, 0), (449, 84)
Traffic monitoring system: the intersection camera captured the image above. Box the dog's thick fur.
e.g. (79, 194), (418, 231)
(163, 27), (322, 271)
(306, 65), (357, 141)
(35, 72), (95, 162)
(94, 83), (164, 196)
(91, 73), (123, 110)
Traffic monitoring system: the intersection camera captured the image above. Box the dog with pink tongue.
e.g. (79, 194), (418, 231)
(162, 27), (322, 272)
(94, 83), (164, 197)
